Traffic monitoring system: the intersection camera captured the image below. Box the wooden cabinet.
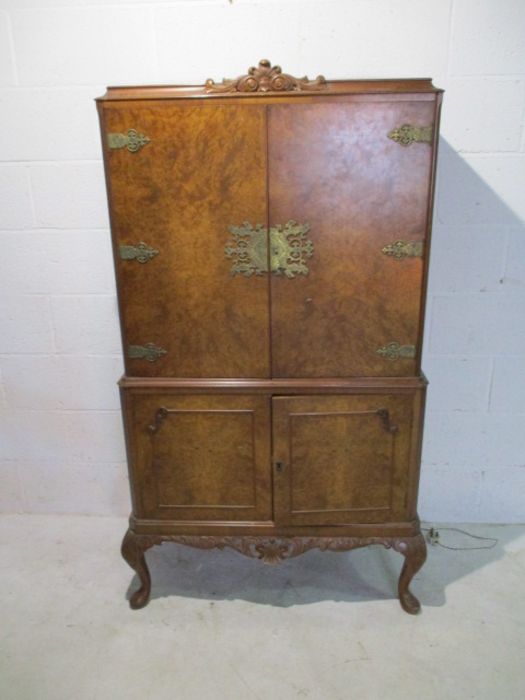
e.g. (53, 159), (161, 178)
(97, 61), (442, 613)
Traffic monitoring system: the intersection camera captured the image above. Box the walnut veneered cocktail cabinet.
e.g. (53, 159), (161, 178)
(96, 60), (443, 613)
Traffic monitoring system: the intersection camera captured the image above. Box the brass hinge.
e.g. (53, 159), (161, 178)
(376, 342), (416, 361)
(127, 343), (167, 362)
(388, 124), (433, 146)
(107, 129), (150, 153)
(382, 240), (423, 260)
(119, 242), (159, 264)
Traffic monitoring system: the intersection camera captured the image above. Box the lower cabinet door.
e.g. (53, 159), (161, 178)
(272, 394), (416, 525)
(126, 393), (272, 521)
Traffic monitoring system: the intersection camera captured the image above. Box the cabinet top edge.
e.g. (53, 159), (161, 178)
(96, 78), (443, 102)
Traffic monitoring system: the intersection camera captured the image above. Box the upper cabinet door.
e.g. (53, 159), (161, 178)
(100, 102), (270, 377)
(268, 98), (437, 377)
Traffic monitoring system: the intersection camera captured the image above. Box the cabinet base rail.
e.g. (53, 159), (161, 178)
(121, 529), (427, 614)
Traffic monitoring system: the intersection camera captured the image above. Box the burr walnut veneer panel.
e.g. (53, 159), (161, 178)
(269, 100), (433, 377)
(101, 103), (270, 377)
(272, 394), (416, 525)
(124, 393), (272, 521)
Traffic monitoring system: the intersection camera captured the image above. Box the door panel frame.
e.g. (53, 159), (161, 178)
(272, 394), (416, 526)
(266, 97), (440, 378)
(99, 101), (271, 378)
(122, 392), (273, 521)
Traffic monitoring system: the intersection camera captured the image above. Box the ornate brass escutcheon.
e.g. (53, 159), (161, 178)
(376, 342), (416, 361)
(107, 129), (150, 153)
(224, 220), (314, 278)
(270, 221), (314, 278)
(224, 222), (268, 276)
(119, 242), (159, 264)
(388, 124), (433, 146)
(382, 240), (423, 260)
(127, 343), (167, 362)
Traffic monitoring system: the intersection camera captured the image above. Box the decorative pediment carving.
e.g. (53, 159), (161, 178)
(205, 59), (327, 94)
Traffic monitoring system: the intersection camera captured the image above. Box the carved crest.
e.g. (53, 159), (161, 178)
(205, 59), (327, 94)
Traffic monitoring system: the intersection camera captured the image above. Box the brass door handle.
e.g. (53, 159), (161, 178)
(376, 408), (398, 434)
(225, 220), (314, 278)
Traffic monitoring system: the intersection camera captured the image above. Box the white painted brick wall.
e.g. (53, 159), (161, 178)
(0, 11), (16, 86)
(0, 88), (102, 161)
(0, 295), (54, 353)
(30, 162), (109, 228)
(50, 296), (121, 354)
(0, 0), (524, 521)
(0, 167), (34, 228)
(0, 230), (116, 295)
(11, 7), (158, 86)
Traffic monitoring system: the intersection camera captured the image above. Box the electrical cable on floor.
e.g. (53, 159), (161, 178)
(422, 526), (498, 551)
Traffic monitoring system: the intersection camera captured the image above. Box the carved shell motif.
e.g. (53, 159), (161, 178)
(205, 59), (327, 94)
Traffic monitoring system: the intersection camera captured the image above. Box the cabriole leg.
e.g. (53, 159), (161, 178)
(394, 534), (427, 614)
(121, 529), (152, 609)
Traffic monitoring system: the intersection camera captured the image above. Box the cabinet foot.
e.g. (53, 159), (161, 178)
(393, 534), (427, 614)
(121, 529), (152, 609)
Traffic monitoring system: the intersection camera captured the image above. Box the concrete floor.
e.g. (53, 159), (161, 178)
(1, 515), (524, 700)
